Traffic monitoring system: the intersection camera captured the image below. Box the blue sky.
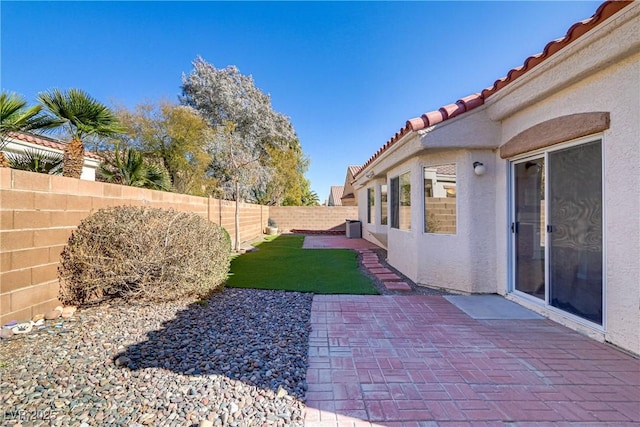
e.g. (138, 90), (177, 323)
(1, 1), (600, 202)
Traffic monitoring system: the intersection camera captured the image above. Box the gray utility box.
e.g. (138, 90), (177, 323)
(345, 219), (362, 238)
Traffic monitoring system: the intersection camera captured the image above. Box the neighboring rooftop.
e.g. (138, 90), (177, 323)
(356, 1), (632, 178)
(342, 165), (362, 203)
(435, 164), (456, 176)
(347, 165), (362, 177)
(6, 132), (102, 161)
(328, 185), (344, 206)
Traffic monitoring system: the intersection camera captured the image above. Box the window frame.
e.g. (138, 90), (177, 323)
(367, 187), (375, 224)
(423, 163), (457, 235)
(380, 184), (388, 225)
(391, 171), (411, 230)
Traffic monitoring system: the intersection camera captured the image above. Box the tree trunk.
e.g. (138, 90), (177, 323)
(63, 137), (85, 178)
(234, 180), (240, 252)
(0, 152), (10, 168)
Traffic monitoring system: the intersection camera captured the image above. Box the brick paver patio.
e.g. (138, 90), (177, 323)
(304, 295), (640, 426)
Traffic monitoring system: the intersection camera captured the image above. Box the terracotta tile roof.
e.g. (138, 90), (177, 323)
(7, 132), (102, 161)
(435, 164), (456, 176)
(329, 185), (344, 206)
(348, 165), (362, 177)
(356, 1), (631, 178)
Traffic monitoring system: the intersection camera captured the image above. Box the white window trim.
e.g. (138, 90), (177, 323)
(390, 170), (412, 231)
(422, 163), (458, 235)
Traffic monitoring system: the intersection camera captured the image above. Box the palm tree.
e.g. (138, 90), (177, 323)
(38, 89), (123, 178)
(98, 143), (172, 191)
(0, 91), (61, 167)
(6, 149), (64, 175)
(302, 188), (321, 206)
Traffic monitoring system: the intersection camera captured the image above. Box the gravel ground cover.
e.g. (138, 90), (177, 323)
(0, 288), (313, 427)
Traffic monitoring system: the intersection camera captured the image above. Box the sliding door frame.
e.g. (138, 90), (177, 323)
(507, 133), (606, 331)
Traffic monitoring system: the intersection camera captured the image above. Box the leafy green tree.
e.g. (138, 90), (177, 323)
(98, 143), (172, 191)
(115, 102), (216, 196)
(38, 89), (123, 178)
(0, 91), (60, 167)
(255, 142), (311, 206)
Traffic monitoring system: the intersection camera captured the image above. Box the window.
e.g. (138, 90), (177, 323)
(391, 172), (411, 230)
(367, 187), (375, 223)
(424, 164), (456, 234)
(391, 177), (399, 228)
(380, 184), (388, 225)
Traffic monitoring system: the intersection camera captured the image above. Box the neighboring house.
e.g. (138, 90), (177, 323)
(353, 1), (639, 355)
(2, 132), (101, 180)
(327, 185), (344, 206)
(326, 166), (363, 207)
(340, 165), (362, 206)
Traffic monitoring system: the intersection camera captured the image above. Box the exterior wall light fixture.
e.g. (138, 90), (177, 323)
(365, 171), (374, 178)
(473, 162), (486, 176)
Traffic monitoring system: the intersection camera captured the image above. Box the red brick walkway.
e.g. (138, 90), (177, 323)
(302, 235), (381, 251)
(304, 295), (640, 426)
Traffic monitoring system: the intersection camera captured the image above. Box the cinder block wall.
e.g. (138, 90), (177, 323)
(0, 169), (268, 324)
(212, 198), (268, 244)
(426, 198), (457, 234)
(269, 206), (358, 232)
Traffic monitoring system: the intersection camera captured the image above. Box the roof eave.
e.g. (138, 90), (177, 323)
(355, 1), (632, 178)
(354, 130), (419, 183)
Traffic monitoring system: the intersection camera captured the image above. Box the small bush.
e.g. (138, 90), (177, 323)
(59, 205), (231, 306)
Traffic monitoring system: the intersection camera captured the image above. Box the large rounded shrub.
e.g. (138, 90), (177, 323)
(59, 206), (231, 305)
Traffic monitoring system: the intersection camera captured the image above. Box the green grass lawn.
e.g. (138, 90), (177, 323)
(226, 235), (378, 294)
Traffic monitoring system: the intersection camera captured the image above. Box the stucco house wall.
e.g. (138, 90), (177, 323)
(359, 177), (387, 248)
(357, 110), (502, 294)
(385, 159), (420, 282)
(354, 2), (639, 355)
(487, 5), (640, 354)
(415, 149), (498, 294)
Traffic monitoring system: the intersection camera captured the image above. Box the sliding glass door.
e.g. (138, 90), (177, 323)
(548, 141), (603, 324)
(513, 158), (546, 300)
(511, 140), (603, 325)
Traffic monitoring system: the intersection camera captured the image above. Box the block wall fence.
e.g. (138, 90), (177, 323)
(0, 169), (269, 324)
(269, 206), (358, 232)
(0, 169), (361, 323)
